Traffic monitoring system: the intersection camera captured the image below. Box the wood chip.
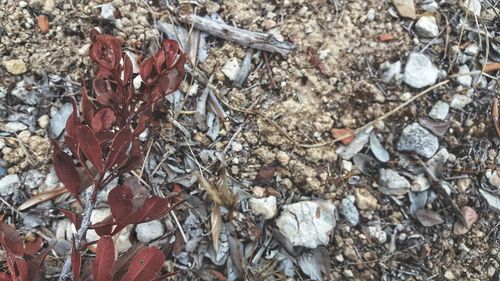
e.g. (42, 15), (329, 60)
(38, 15), (49, 33)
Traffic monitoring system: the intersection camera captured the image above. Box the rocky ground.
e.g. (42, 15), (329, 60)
(1, 0), (500, 280)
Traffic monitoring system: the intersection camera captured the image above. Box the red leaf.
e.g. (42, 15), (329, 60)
(93, 236), (116, 281)
(77, 125), (103, 172)
(72, 238), (82, 281)
(59, 208), (82, 229)
(122, 53), (133, 87)
(119, 247), (164, 281)
(105, 127), (132, 171)
(139, 58), (157, 86)
(52, 141), (81, 196)
(23, 237), (43, 256)
(92, 215), (115, 237)
(93, 78), (119, 107)
(108, 186), (134, 223)
(66, 97), (80, 138)
(0, 272), (12, 281)
(0, 223), (24, 256)
(331, 128), (355, 145)
(90, 32), (122, 70)
(91, 108), (115, 133)
(116, 139), (142, 176)
(82, 87), (95, 126)
(111, 245), (144, 281)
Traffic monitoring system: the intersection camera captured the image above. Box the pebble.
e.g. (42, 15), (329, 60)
(393, 0), (416, 19)
(397, 122), (439, 158)
(404, 53), (438, 88)
(3, 122), (28, 133)
(421, 1), (439, 12)
(50, 103), (73, 136)
(411, 173), (430, 192)
(444, 270), (455, 280)
(464, 0), (481, 16)
(381, 60), (401, 82)
(98, 3), (116, 20)
(456, 65), (472, 87)
(340, 196), (360, 226)
(221, 58), (240, 81)
(2, 59), (27, 75)
(343, 269), (354, 278)
(450, 93), (473, 109)
(367, 225), (387, 243)
(415, 16), (439, 38)
(12, 80), (40, 105)
(0, 174), (21, 196)
(456, 177), (471, 193)
(136, 220), (165, 243)
(465, 43), (479, 56)
(231, 142), (243, 152)
(354, 188), (378, 210)
(378, 168), (411, 195)
(249, 196), (277, 219)
(24, 169), (45, 189)
(78, 43), (91, 56)
(428, 100), (449, 120)
(276, 200), (336, 248)
(487, 170), (500, 189)
(341, 160), (353, 172)
(37, 115), (50, 129)
(19, 1), (28, 8)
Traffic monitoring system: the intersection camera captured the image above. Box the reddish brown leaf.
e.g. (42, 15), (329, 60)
(255, 166), (277, 185)
(91, 108), (115, 133)
(52, 141), (81, 196)
(82, 87), (95, 126)
(0, 223), (24, 256)
(105, 127), (132, 171)
(65, 98), (80, 138)
(112, 245), (144, 281)
(377, 34), (394, 42)
(93, 236), (116, 281)
(77, 125), (103, 172)
(0, 272), (12, 281)
(307, 47), (332, 77)
(119, 247), (164, 281)
(108, 186), (134, 223)
(23, 237), (43, 256)
(92, 215), (115, 237)
(72, 238), (82, 281)
(331, 128), (355, 145)
(59, 208), (82, 229)
(90, 32), (122, 70)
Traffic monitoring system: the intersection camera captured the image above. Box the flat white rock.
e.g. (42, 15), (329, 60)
(404, 53), (438, 89)
(249, 196), (277, 219)
(0, 174), (21, 196)
(456, 65), (472, 87)
(428, 100), (449, 120)
(221, 58), (240, 81)
(276, 200), (336, 248)
(136, 220), (165, 243)
(415, 16), (439, 38)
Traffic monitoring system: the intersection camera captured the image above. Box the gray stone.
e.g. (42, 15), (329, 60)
(221, 58), (240, 81)
(464, 44), (479, 56)
(340, 196), (359, 226)
(421, 1), (439, 12)
(397, 122), (439, 158)
(0, 174), (21, 196)
(136, 220), (165, 243)
(450, 93), (472, 109)
(381, 61), (401, 82)
(404, 53), (438, 88)
(378, 168), (411, 195)
(50, 103), (73, 136)
(249, 196), (277, 219)
(12, 80), (40, 105)
(428, 100), (449, 120)
(456, 65), (472, 87)
(23, 170), (45, 189)
(415, 16), (439, 38)
(3, 122), (28, 132)
(276, 201), (336, 248)
(464, 0), (481, 16)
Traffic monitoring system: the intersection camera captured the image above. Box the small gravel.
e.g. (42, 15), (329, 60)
(340, 196), (360, 226)
(397, 122), (439, 158)
(404, 53), (438, 88)
(428, 100), (449, 120)
(415, 16), (439, 38)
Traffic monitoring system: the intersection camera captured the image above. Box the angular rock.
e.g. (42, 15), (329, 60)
(3, 122), (28, 133)
(3, 59), (27, 75)
(463, 0), (481, 16)
(428, 100), (449, 120)
(221, 58), (240, 81)
(421, 1), (439, 12)
(456, 65), (472, 87)
(340, 196), (359, 226)
(450, 93), (472, 109)
(0, 174), (21, 196)
(393, 0), (416, 19)
(249, 196), (277, 219)
(354, 188), (378, 210)
(378, 168), (411, 195)
(381, 60), (401, 82)
(136, 220), (165, 243)
(397, 122), (439, 158)
(415, 16), (439, 38)
(276, 201), (336, 248)
(50, 103), (73, 136)
(404, 53), (438, 89)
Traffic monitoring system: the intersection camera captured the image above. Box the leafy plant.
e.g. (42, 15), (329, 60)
(0, 29), (186, 281)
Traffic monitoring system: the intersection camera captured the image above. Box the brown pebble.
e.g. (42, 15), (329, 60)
(37, 15), (49, 33)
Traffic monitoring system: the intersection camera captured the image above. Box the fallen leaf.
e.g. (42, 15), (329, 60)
(119, 247), (165, 281)
(255, 166), (277, 185)
(369, 132), (390, 162)
(378, 34), (394, 42)
(483, 62), (500, 73)
(298, 253), (323, 281)
(415, 209), (444, 227)
(331, 128), (355, 145)
(479, 188), (500, 212)
(18, 185), (67, 211)
(211, 206), (222, 251)
(418, 117), (449, 137)
(37, 15), (49, 33)
(307, 47), (332, 77)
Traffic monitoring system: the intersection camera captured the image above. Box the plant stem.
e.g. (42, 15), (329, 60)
(58, 188), (96, 281)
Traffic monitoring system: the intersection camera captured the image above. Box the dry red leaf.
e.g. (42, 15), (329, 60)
(378, 34), (394, 42)
(71, 238), (82, 281)
(77, 125), (103, 172)
(93, 236), (115, 281)
(119, 247), (165, 281)
(37, 15), (49, 33)
(52, 141), (81, 196)
(331, 128), (355, 145)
